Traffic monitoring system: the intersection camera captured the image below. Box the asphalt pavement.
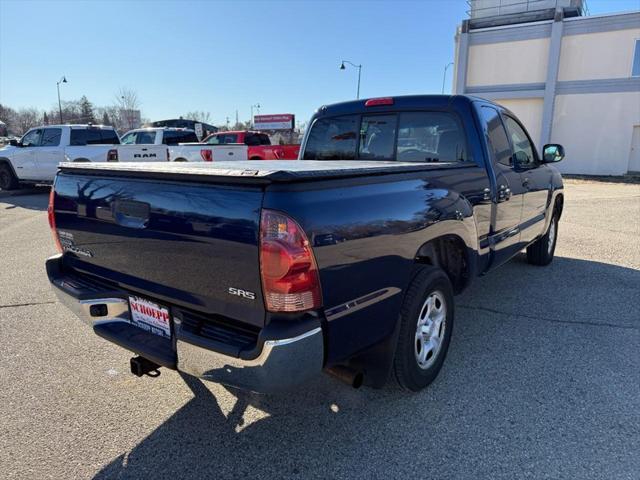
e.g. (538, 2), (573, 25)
(0, 180), (638, 480)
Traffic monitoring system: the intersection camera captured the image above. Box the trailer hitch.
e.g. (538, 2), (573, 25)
(130, 356), (161, 378)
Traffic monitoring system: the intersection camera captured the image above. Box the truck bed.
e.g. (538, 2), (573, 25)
(59, 160), (467, 183)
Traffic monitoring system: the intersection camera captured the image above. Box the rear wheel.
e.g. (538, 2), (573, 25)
(0, 163), (19, 190)
(174, 158), (188, 162)
(526, 213), (558, 266)
(393, 266), (454, 392)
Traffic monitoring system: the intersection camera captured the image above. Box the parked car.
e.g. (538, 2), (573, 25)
(46, 95), (565, 394)
(203, 130), (299, 160)
(121, 127), (247, 162)
(0, 125), (168, 190)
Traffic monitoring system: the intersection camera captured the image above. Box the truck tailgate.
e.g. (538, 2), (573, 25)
(53, 171), (265, 328)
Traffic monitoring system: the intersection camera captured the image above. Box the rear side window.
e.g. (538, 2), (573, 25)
(70, 128), (119, 145)
(397, 112), (469, 163)
(258, 134), (271, 145)
(100, 129), (120, 144)
(207, 133), (238, 144)
(303, 115), (358, 160)
(244, 133), (261, 146)
(136, 131), (156, 144)
(359, 115), (396, 160)
(164, 130), (198, 144)
(41, 128), (62, 147)
(480, 106), (512, 167)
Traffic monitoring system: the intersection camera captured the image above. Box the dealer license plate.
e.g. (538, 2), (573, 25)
(128, 296), (171, 338)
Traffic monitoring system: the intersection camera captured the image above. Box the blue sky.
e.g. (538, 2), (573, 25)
(0, 0), (638, 126)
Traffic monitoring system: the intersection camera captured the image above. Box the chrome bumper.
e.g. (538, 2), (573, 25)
(47, 255), (324, 393)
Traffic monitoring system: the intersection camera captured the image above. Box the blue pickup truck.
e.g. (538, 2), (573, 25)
(46, 95), (565, 393)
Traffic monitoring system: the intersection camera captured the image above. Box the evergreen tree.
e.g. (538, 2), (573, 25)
(79, 95), (96, 123)
(102, 112), (110, 126)
(43, 112), (49, 125)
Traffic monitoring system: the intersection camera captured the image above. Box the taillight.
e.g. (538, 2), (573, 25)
(200, 149), (213, 162)
(365, 97), (394, 107)
(107, 149), (118, 161)
(259, 209), (322, 312)
(48, 188), (63, 253)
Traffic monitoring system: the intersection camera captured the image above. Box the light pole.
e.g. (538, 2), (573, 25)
(250, 103), (260, 127)
(340, 60), (362, 99)
(57, 76), (67, 123)
(442, 62), (454, 94)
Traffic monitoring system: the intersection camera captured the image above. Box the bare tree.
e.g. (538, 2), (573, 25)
(115, 87), (141, 130)
(14, 108), (42, 134)
(183, 111), (211, 123)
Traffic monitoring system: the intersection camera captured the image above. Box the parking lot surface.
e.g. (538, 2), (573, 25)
(1, 180), (638, 480)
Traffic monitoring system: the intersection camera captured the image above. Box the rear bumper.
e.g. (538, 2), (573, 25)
(46, 254), (324, 394)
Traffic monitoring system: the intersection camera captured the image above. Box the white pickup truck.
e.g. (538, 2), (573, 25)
(0, 125), (168, 190)
(120, 127), (248, 162)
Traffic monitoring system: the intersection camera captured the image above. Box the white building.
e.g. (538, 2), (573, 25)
(454, 0), (640, 175)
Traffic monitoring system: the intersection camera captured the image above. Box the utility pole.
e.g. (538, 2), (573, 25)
(56, 76), (68, 123)
(226, 116), (230, 129)
(442, 62), (454, 94)
(250, 103), (260, 128)
(235, 110), (239, 127)
(339, 61), (362, 99)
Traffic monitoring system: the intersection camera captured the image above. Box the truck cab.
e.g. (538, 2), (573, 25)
(0, 125), (169, 189)
(204, 130), (300, 160)
(121, 127), (247, 162)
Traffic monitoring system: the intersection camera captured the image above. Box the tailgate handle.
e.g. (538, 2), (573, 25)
(113, 200), (150, 229)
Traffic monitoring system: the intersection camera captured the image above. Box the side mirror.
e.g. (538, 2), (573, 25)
(542, 144), (564, 163)
(9, 139), (19, 147)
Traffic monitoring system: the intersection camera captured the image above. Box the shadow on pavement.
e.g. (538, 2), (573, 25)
(93, 255), (639, 479)
(0, 186), (50, 211)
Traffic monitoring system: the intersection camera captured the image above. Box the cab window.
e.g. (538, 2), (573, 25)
(41, 128), (62, 147)
(359, 115), (396, 160)
(396, 112), (469, 163)
(121, 133), (136, 144)
(21, 129), (42, 147)
(480, 106), (513, 167)
(502, 115), (537, 168)
(303, 115), (358, 160)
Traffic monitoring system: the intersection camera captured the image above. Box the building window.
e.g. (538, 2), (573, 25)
(633, 40), (640, 77)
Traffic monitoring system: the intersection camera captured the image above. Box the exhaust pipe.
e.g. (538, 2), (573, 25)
(130, 356), (161, 378)
(326, 366), (364, 389)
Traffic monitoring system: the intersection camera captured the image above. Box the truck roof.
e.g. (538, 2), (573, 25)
(313, 94), (490, 117)
(28, 124), (114, 130)
(59, 160), (465, 184)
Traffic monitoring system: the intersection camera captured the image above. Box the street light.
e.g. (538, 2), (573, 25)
(442, 62), (454, 94)
(250, 103), (260, 127)
(340, 60), (362, 99)
(57, 76), (67, 124)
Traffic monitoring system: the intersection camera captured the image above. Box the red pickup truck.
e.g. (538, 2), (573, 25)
(203, 130), (299, 160)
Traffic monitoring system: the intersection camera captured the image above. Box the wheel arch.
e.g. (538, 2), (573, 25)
(0, 157), (18, 176)
(554, 192), (564, 219)
(415, 233), (474, 294)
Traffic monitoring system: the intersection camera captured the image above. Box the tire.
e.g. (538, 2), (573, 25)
(526, 212), (558, 266)
(0, 163), (19, 190)
(393, 266), (454, 392)
(174, 158), (187, 162)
